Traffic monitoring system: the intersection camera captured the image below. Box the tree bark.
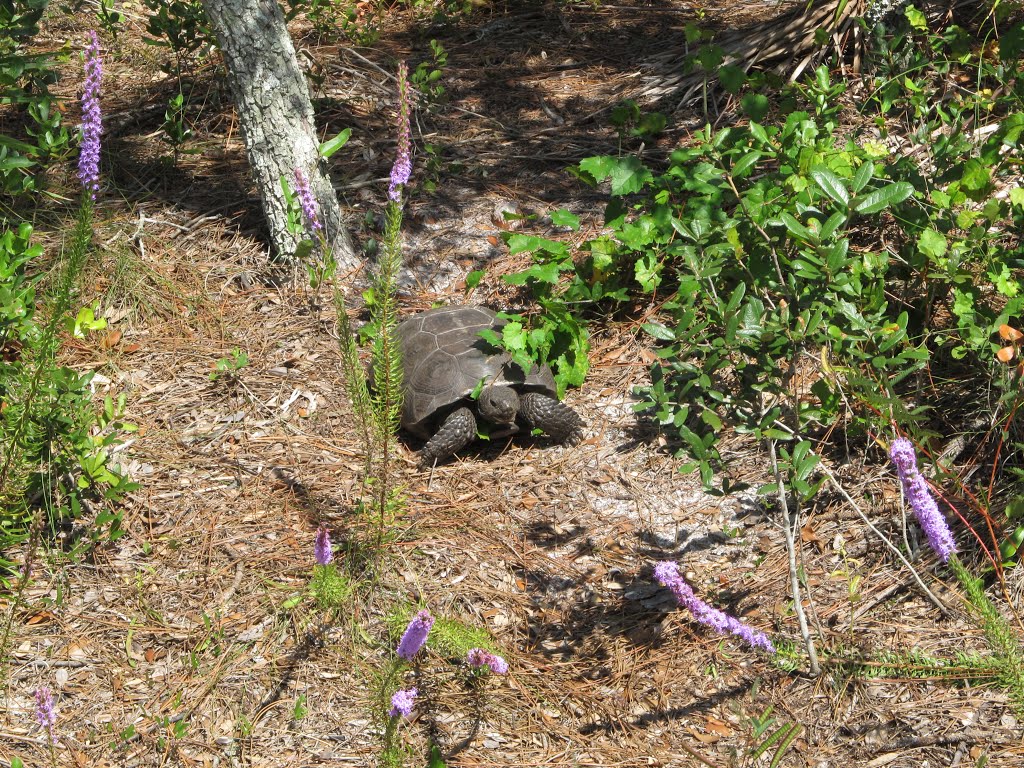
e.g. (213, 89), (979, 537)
(200, 0), (358, 271)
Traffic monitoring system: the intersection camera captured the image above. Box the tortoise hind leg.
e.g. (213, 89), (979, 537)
(420, 407), (477, 467)
(519, 393), (584, 445)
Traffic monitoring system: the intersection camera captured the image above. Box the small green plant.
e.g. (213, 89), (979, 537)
(94, 0), (126, 38)
(310, 526), (353, 614)
(0, 223), (41, 350)
(999, 495), (1024, 568)
(142, 0), (215, 76)
(208, 347), (248, 381)
(419, 142), (462, 195)
(64, 301), (107, 338)
(745, 706), (802, 768)
(287, 0), (382, 44)
(289, 65), (406, 564)
(283, 128), (350, 299)
(378, 608), (507, 767)
(0, 0), (71, 200)
(410, 40), (447, 106)
(160, 91), (194, 162)
(609, 99), (666, 143)
(492, 210), (591, 395)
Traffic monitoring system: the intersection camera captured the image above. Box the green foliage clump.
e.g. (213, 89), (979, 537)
(508, 9), (1024, 491)
(1, 220), (139, 576)
(410, 40), (447, 106)
(0, 0), (71, 201)
(142, 0), (215, 69)
(490, 216), (591, 397)
(384, 607), (498, 660)
(310, 563), (354, 611)
(284, 0), (381, 44)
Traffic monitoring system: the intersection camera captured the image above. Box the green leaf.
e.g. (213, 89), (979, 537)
(697, 44), (724, 71)
(608, 156), (654, 196)
(294, 239), (313, 262)
(578, 155), (615, 183)
(852, 160), (874, 194)
(741, 93), (770, 122)
(818, 212), (847, 242)
(851, 181), (914, 214)
(748, 121), (771, 147)
(780, 212), (813, 242)
(904, 5), (927, 31)
(810, 165), (850, 207)
(0, 135), (40, 155)
(318, 128), (351, 159)
(732, 151), (761, 179)
(0, 154), (37, 170)
(505, 233), (568, 257)
(549, 209), (580, 229)
(428, 744), (448, 768)
(999, 22), (1024, 62)
(465, 269), (485, 291)
(635, 253), (661, 292)
(960, 159), (991, 197)
(643, 322), (676, 341)
(280, 594), (303, 610)
(718, 65), (746, 94)
(917, 228), (947, 260)
(503, 261), (568, 285)
(701, 409), (722, 431)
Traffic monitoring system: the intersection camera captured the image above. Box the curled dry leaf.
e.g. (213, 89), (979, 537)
(999, 323), (1023, 342)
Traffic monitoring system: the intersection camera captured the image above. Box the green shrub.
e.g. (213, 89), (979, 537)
(504, 10), (1024, 494)
(1, 225), (138, 575)
(0, 0), (71, 200)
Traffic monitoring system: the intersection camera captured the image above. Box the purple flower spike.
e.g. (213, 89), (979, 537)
(889, 437), (957, 562)
(389, 686), (418, 718)
(314, 526), (332, 566)
(293, 168), (322, 233)
(387, 62), (412, 202)
(467, 648), (509, 674)
(35, 687), (57, 742)
(396, 609), (434, 660)
(654, 562), (776, 653)
(78, 31), (103, 199)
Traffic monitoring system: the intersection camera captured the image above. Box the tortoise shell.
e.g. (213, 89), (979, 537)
(397, 306), (558, 439)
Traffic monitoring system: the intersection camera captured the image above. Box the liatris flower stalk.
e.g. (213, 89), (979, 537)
(293, 168), (322, 233)
(889, 437), (957, 562)
(314, 526), (332, 566)
(35, 687), (57, 743)
(387, 62), (412, 203)
(78, 31), (102, 199)
(388, 686), (418, 718)
(467, 648), (508, 674)
(653, 562), (776, 653)
(396, 610), (433, 660)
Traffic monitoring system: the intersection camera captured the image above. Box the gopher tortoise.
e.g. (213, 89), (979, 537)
(396, 305), (584, 466)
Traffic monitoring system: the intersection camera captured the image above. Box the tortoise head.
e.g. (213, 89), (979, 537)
(478, 385), (519, 425)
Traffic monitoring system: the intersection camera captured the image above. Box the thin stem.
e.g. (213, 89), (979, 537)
(768, 438), (820, 676)
(370, 199), (405, 551)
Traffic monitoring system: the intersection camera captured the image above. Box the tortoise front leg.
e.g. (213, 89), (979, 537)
(519, 393), (584, 445)
(420, 407), (477, 467)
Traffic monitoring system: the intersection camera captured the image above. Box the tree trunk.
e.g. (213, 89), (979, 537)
(201, 0), (358, 271)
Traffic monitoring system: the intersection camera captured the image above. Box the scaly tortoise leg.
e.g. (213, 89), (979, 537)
(519, 392), (585, 445)
(420, 407), (477, 467)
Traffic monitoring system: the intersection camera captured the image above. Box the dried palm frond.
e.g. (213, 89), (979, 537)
(637, 0), (996, 108)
